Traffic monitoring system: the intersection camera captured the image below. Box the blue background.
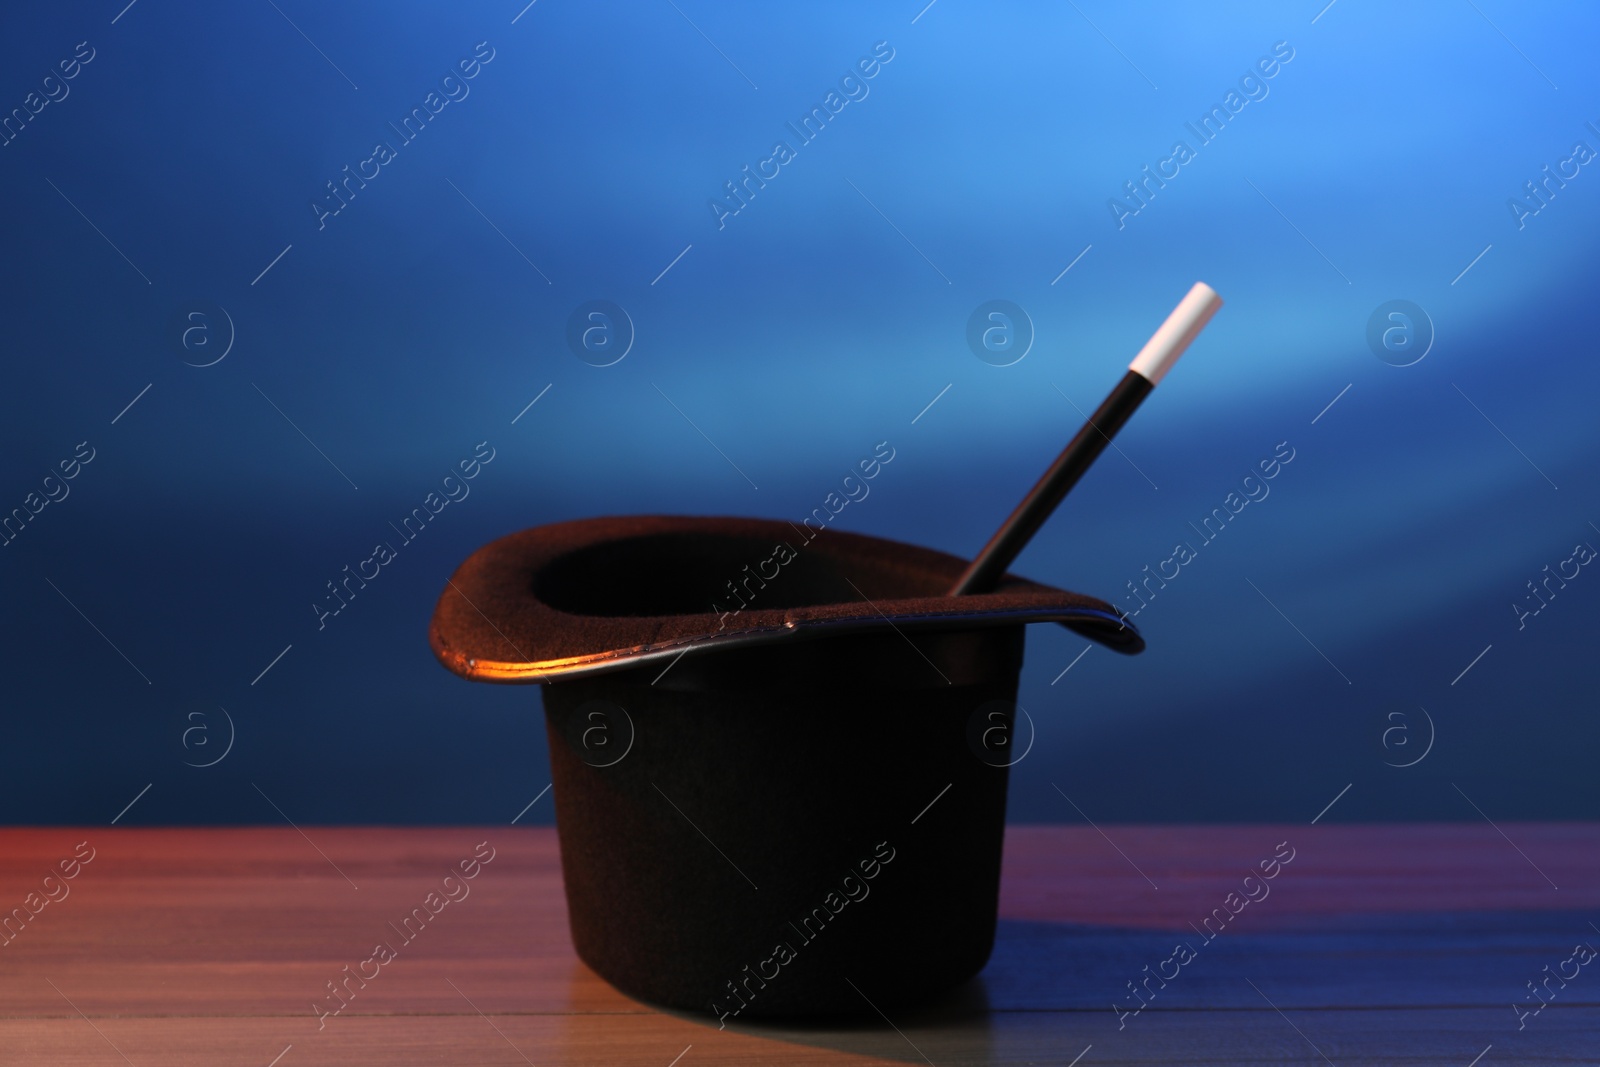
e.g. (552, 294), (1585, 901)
(2, 1), (1596, 826)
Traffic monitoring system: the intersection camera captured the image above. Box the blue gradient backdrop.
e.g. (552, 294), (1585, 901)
(2, 1), (1597, 825)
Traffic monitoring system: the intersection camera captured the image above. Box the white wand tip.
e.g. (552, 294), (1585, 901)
(1128, 282), (1223, 386)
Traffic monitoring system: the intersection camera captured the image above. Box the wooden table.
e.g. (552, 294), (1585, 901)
(2, 825), (1595, 1064)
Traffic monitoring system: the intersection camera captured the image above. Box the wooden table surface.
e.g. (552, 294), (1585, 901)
(2, 824), (1596, 1065)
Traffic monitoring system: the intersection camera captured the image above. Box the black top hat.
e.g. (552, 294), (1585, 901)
(429, 514), (1141, 683)
(430, 514), (1143, 1019)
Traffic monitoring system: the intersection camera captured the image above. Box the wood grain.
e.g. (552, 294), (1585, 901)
(1, 825), (1595, 1064)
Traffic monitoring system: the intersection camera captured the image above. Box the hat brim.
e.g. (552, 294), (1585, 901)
(429, 515), (1142, 683)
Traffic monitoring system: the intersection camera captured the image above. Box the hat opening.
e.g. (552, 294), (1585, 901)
(533, 530), (937, 618)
